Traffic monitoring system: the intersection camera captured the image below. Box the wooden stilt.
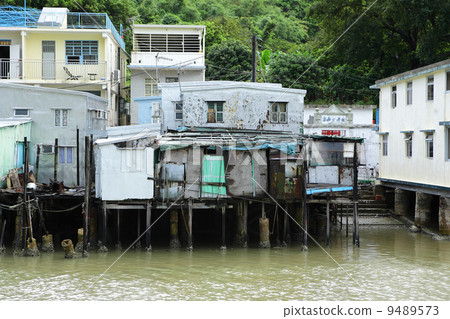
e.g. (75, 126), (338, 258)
(98, 203), (108, 252)
(76, 127), (80, 186)
(187, 199), (193, 251)
(82, 136), (90, 257)
(145, 201), (152, 251)
(234, 200), (248, 248)
(116, 209), (121, 250)
(220, 205), (226, 250)
(136, 210), (141, 249)
(169, 210), (180, 249)
(302, 203), (308, 251)
(326, 200), (330, 246)
(0, 208), (5, 253)
(54, 138), (58, 181)
(353, 142), (359, 247)
(346, 204), (349, 238)
(22, 136), (29, 251)
(35, 144), (40, 182)
(301, 160), (308, 251)
(283, 203), (288, 246)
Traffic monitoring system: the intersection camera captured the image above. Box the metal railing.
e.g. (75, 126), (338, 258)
(0, 7), (125, 50)
(0, 59), (107, 82)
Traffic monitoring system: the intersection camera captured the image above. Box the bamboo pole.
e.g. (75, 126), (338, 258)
(82, 136), (90, 257)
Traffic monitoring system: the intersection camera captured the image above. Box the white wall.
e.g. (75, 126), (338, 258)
(95, 143), (154, 200)
(377, 67), (450, 188)
(159, 81), (305, 133)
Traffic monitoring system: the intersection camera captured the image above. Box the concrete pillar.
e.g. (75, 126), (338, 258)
(234, 200), (248, 248)
(395, 188), (410, 216)
(169, 209), (180, 249)
(258, 218), (271, 248)
(439, 197), (450, 235)
(414, 192), (433, 228)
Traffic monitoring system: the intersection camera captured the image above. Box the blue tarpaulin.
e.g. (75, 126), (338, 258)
(221, 143), (296, 155)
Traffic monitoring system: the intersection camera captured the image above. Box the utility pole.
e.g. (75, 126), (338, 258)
(251, 34), (257, 82)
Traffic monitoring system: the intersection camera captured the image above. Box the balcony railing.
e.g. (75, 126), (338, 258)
(0, 59), (107, 82)
(0, 6), (125, 50)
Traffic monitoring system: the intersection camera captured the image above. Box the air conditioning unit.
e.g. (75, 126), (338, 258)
(151, 102), (160, 117)
(112, 69), (120, 82)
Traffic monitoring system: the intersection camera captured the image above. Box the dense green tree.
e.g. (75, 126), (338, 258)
(266, 52), (327, 102)
(205, 40), (252, 81)
(310, 0), (450, 76)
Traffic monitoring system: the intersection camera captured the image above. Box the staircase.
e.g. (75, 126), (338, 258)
(337, 185), (403, 226)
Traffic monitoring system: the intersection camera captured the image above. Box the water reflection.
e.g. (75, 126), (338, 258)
(0, 228), (449, 301)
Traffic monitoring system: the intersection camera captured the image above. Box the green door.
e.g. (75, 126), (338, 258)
(202, 155), (226, 197)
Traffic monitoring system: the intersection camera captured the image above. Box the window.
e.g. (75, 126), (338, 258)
(447, 71), (450, 91)
(175, 102), (183, 120)
(447, 127), (450, 161)
(41, 145), (53, 154)
(382, 135), (388, 156)
(145, 78), (160, 96)
(427, 76), (434, 101)
(425, 133), (433, 158)
(65, 40), (98, 64)
(165, 77), (178, 83)
(55, 109), (69, 127)
(391, 86), (397, 108)
(14, 109), (29, 117)
(134, 33), (201, 53)
(58, 147), (73, 164)
(406, 82), (412, 105)
(404, 133), (412, 157)
(207, 101), (224, 123)
(270, 102), (288, 124)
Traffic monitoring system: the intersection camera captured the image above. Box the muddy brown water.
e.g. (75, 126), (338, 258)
(0, 228), (449, 301)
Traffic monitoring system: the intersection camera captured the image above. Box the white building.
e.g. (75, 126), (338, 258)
(0, 6), (127, 127)
(150, 81), (306, 134)
(95, 124), (160, 201)
(129, 24), (206, 125)
(370, 59), (450, 235)
(303, 104), (378, 180)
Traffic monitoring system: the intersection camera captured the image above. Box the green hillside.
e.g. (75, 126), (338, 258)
(2, 0), (449, 104)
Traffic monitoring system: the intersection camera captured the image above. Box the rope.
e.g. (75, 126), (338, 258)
(0, 202), (25, 210)
(42, 202), (83, 213)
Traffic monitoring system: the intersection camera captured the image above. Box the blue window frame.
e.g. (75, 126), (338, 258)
(65, 40), (98, 64)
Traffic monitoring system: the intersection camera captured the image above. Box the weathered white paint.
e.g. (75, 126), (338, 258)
(158, 81), (305, 133)
(95, 124), (159, 200)
(371, 59), (450, 192)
